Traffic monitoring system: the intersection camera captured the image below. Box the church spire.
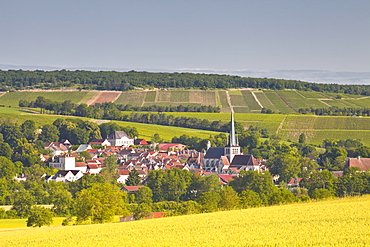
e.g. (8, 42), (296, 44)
(230, 110), (237, 146)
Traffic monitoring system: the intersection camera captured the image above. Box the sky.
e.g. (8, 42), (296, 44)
(0, 0), (369, 84)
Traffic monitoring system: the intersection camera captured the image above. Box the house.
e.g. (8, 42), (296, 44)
(89, 138), (111, 146)
(287, 178), (303, 188)
(218, 174), (235, 185)
(49, 155), (76, 170)
(45, 142), (69, 156)
(121, 185), (144, 192)
(47, 170), (83, 183)
(75, 144), (93, 153)
(134, 139), (149, 146)
(345, 156), (370, 171)
(158, 143), (186, 152)
(107, 131), (134, 147)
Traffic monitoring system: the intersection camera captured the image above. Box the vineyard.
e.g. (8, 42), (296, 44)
(2, 88), (370, 113)
(1, 196), (369, 246)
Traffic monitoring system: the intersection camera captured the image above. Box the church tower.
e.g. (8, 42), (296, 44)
(224, 111), (240, 163)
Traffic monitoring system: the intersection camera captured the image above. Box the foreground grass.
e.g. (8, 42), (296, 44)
(1, 196), (369, 246)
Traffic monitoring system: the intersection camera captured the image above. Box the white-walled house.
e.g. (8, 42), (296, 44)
(47, 170), (83, 183)
(49, 155), (76, 170)
(107, 131), (134, 147)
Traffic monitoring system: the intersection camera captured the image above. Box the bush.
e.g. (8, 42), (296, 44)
(311, 188), (334, 200)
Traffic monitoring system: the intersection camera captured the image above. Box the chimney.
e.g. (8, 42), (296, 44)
(357, 156), (361, 160)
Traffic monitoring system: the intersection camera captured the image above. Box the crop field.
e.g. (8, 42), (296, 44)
(115, 92), (146, 106)
(1, 196), (369, 247)
(88, 91), (121, 105)
(0, 91), (91, 107)
(218, 91), (231, 113)
(229, 95), (246, 106)
(276, 90), (328, 110)
(241, 91), (261, 111)
(77, 91), (98, 104)
(297, 90), (326, 98)
(253, 91), (279, 112)
(0, 217), (65, 229)
(144, 91), (156, 102)
(344, 98), (370, 108)
(169, 90), (189, 102)
(189, 90), (217, 106)
(263, 91), (295, 114)
(233, 106), (250, 113)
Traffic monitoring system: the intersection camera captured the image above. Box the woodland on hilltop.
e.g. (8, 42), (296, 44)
(1, 70), (370, 95)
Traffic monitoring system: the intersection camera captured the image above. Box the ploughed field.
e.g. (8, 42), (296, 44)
(1, 196), (369, 247)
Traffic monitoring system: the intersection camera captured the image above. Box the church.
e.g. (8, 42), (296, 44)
(202, 112), (261, 174)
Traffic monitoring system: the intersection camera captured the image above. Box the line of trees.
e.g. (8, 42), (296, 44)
(2, 69), (370, 95)
(298, 106), (370, 116)
(115, 104), (220, 113)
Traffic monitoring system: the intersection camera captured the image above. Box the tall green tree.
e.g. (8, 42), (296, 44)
(126, 168), (142, 186)
(26, 206), (54, 227)
(74, 183), (127, 224)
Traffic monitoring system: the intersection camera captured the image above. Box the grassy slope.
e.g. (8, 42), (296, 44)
(0, 91), (91, 107)
(0, 108), (221, 142)
(1, 196), (369, 246)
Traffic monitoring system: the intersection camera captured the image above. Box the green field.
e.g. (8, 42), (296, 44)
(2, 89), (369, 114)
(1, 196), (369, 246)
(0, 217), (65, 229)
(0, 91), (91, 107)
(114, 91), (146, 106)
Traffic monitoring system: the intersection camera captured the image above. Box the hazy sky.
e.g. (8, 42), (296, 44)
(1, 0), (369, 74)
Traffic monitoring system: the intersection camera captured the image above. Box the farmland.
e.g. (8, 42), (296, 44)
(1, 196), (369, 246)
(2, 88), (370, 114)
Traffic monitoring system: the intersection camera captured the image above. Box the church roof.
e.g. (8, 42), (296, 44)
(108, 131), (132, 140)
(204, 147), (225, 159)
(229, 155), (258, 168)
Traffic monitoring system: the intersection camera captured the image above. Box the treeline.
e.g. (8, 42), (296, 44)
(116, 104), (220, 113)
(298, 106), (370, 116)
(19, 97), (219, 114)
(2, 69), (370, 95)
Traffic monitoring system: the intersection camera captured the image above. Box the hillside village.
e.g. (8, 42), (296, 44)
(14, 113), (370, 187)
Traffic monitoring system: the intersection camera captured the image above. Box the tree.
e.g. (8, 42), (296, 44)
(12, 190), (36, 218)
(298, 133), (306, 144)
(126, 168), (142, 186)
(39, 124), (59, 142)
(100, 155), (119, 183)
(151, 133), (162, 144)
(135, 186), (153, 204)
(74, 183), (127, 224)
(0, 156), (17, 179)
(26, 206), (53, 227)
(133, 203), (152, 220)
(21, 120), (37, 142)
(0, 142), (12, 159)
(311, 188), (334, 199)
(239, 190), (262, 208)
(79, 151), (92, 160)
(197, 191), (221, 213)
(266, 154), (301, 183)
(218, 186), (240, 210)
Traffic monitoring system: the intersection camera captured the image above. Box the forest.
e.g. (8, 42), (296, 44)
(2, 69), (370, 95)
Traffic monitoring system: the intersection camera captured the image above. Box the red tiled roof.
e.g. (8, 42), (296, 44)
(218, 175), (235, 183)
(75, 162), (87, 167)
(347, 157), (370, 171)
(122, 185), (144, 192)
(119, 170), (130, 175)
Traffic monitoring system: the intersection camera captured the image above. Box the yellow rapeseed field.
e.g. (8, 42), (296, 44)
(1, 196), (369, 246)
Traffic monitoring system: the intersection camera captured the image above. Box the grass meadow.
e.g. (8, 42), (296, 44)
(0, 91), (91, 107)
(1, 196), (369, 246)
